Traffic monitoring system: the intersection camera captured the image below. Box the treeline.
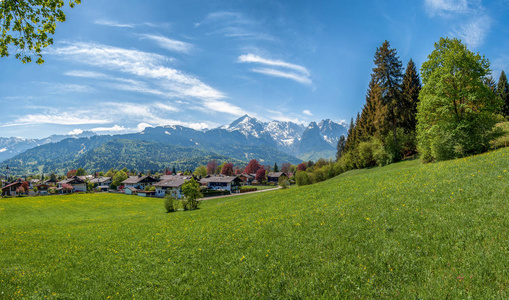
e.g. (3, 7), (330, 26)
(336, 37), (508, 173)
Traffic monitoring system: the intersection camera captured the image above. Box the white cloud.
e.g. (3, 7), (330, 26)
(94, 20), (134, 28)
(65, 70), (108, 79)
(137, 123), (153, 132)
(5, 112), (110, 127)
(424, 0), (469, 16)
(50, 42), (246, 116)
(239, 54), (310, 76)
(303, 110), (313, 116)
(91, 125), (127, 132)
(153, 102), (179, 112)
(238, 54), (312, 85)
(252, 68), (312, 85)
(0, 148), (7, 153)
(68, 129), (84, 135)
(452, 15), (491, 48)
(139, 34), (193, 54)
(423, 0), (491, 48)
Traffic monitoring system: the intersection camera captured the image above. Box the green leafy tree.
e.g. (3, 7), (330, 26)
(76, 168), (86, 176)
(112, 170), (128, 189)
(49, 172), (57, 182)
(497, 70), (509, 117)
(181, 178), (202, 210)
(417, 37), (502, 162)
(193, 165), (207, 177)
(0, 0), (81, 64)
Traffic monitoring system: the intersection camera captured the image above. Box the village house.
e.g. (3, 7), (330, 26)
(125, 187), (141, 195)
(35, 183), (50, 195)
(267, 172), (288, 183)
(89, 177), (112, 191)
(1, 180), (24, 196)
(121, 175), (158, 190)
(238, 173), (255, 185)
(29, 179), (41, 189)
(200, 176), (242, 192)
(153, 176), (190, 198)
(57, 176), (87, 192)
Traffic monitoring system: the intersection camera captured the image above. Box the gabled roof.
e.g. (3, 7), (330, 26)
(200, 176), (241, 184)
(239, 173), (255, 179)
(1, 180), (23, 191)
(121, 176), (158, 184)
(89, 177), (112, 184)
(267, 172), (287, 178)
(57, 176), (86, 185)
(154, 177), (187, 188)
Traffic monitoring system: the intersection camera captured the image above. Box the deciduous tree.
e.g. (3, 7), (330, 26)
(0, 0), (81, 64)
(417, 37), (502, 162)
(220, 163), (234, 176)
(244, 159), (261, 174)
(255, 168), (266, 182)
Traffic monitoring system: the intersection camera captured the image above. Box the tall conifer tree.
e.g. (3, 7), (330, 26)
(344, 117), (355, 152)
(336, 135), (346, 161)
(497, 70), (509, 117)
(401, 59), (421, 133)
(372, 41), (403, 147)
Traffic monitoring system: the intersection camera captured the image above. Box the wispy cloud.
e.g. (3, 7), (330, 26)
(90, 125), (127, 132)
(196, 11), (276, 41)
(424, 0), (491, 48)
(195, 11), (251, 27)
(153, 102), (179, 112)
(424, 0), (469, 16)
(4, 112), (111, 127)
(303, 110), (313, 116)
(65, 70), (108, 79)
(94, 20), (135, 28)
(238, 53), (311, 85)
(238, 54), (310, 76)
(138, 34), (194, 54)
(50, 41), (246, 116)
(252, 68), (312, 85)
(453, 15), (491, 48)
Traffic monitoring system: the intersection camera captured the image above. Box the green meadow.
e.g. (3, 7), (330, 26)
(1, 148), (509, 298)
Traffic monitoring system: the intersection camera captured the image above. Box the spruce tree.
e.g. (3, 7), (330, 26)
(273, 163), (279, 173)
(344, 117), (355, 152)
(497, 70), (509, 117)
(401, 59), (421, 134)
(172, 166), (176, 174)
(372, 40), (403, 148)
(336, 135), (346, 161)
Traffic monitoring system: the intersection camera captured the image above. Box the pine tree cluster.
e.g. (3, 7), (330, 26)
(337, 41), (421, 168)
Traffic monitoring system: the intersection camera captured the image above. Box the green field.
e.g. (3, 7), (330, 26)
(1, 148), (509, 298)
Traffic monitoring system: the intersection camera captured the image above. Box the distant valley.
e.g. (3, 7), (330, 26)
(1, 115), (347, 175)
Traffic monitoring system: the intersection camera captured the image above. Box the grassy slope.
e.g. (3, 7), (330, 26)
(1, 148), (508, 298)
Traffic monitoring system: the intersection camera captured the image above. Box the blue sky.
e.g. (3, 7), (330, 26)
(1, 0), (508, 139)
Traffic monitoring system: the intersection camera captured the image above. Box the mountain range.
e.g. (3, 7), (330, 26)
(1, 115), (348, 175)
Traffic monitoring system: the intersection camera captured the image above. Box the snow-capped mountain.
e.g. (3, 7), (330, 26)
(0, 115), (348, 166)
(219, 115), (347, 158)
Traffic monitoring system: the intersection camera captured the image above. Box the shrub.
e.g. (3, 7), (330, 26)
(279, 180), (289, 189)
(164, 196), (176, 213)
(295, 171), (310, 186)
